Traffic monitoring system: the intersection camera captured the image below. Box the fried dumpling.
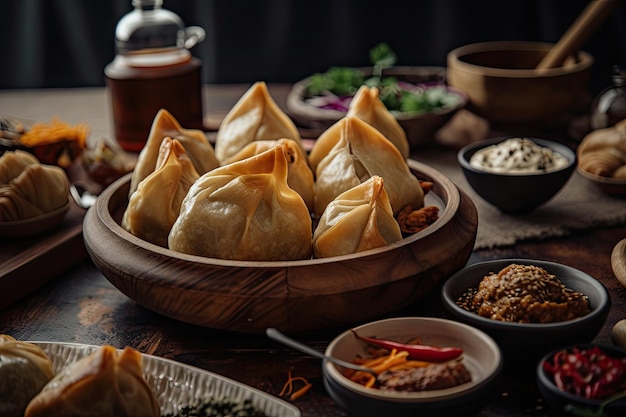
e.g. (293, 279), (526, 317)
(25, 345), (160, 417)
(0, 153), (69, 221)
(578, 119), (626, 177)
(311, 116), (424, 217)
(169, 144), (312, 261)
(129, 109), (219, 197)
(122, 137), (200, 247)
(347, 85), (410, 158)
(0, 335), (55, 417)
(0, 149), (39, 184)
(223, 138), (315, 211)
(214, 81), (302, 163)
(313, 176), (402, 258)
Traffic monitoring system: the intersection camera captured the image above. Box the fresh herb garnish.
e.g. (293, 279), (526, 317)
(563, 391), (626, 417)
(368, 42), (397, 80)
(162, 397), (268, 417)
(307, 67), (364, 97)
(304, 42), (460, 115)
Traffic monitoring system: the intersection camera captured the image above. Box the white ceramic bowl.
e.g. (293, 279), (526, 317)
(323, 317), (502, 417)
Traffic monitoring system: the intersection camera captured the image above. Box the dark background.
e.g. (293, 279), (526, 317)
(2, 0), (626, 96)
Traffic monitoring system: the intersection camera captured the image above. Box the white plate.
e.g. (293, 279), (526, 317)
(31, 341), (301, 417)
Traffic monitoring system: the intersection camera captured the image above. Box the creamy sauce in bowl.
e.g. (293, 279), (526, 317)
(469, 138), (569, 174)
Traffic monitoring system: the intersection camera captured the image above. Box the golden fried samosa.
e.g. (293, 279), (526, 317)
(129, 109), (219, 197)
(311, 116), (424, 217)
(214, 81), (302, 163)
(122, 137), (200, 247)
(313, 176), (402, 258)
(25, 345), (160, 417)
(169, 144), (312, 261)
(0, 150), (39, 184)
(347, 85), (410, 158)
(224, 138), (315, 211)
(0, 158), (69, 221)
(578, 119), (626, 177)
(0, 335), (55, 417)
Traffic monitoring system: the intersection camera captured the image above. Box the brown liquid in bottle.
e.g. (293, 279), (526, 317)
(105, 50), (203, 152)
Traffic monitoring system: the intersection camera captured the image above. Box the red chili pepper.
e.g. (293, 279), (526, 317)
(350, 329), (463, 362)
(543, 346), (626, 400)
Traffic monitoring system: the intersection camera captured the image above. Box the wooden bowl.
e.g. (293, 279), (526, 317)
(83, 160), (477, 334)
(286, 66), (467, 147)
(0, 201), (69, 238)
(577, 165), (626, 197)
(447, 41), (593, 129)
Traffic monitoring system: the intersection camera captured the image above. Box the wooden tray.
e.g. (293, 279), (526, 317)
(0, 199), (87, 310)
(0, 152), (97, 311)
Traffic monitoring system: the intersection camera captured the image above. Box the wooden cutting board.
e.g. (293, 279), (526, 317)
(0, 152), (98, 311)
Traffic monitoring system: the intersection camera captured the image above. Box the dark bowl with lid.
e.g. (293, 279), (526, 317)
(457, 137), (576, 213)
(441, 259), (610, 368)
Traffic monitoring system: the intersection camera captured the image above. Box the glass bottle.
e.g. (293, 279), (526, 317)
(590, 66), (626, 130)
(104, 0), (205, 152)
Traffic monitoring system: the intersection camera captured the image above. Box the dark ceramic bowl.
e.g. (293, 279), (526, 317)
(457, 137), (576, 213)
(322, 317), (502, 417)
(441, 259), (610, 368)
(537, 343), (626, 417)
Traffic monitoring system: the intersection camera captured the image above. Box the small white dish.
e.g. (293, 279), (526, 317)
(323, 317), (502, 416)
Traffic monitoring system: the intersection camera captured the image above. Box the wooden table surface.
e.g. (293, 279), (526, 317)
(1, 84), (625, 417)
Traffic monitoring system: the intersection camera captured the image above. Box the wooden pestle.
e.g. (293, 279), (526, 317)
(536, 0), (619, 71)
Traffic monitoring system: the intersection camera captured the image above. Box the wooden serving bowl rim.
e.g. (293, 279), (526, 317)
(447, 40), (594, 78)
(92, 158), (463, 267)
(84, 159), (478, 332)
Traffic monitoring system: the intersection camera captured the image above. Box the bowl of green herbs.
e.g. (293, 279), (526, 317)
(286, 43), (467, 147)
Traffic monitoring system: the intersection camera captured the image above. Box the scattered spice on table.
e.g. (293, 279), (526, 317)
(279, 369), (312, 401)
(162, 397), (268, 417)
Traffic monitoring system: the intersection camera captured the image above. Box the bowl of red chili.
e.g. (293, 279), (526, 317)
(322, 317), (502, 417)
(537, 343), (626, 417)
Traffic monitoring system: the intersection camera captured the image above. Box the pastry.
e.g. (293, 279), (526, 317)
(313, 175), (402, 258)
(169, 144), (312, 261)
